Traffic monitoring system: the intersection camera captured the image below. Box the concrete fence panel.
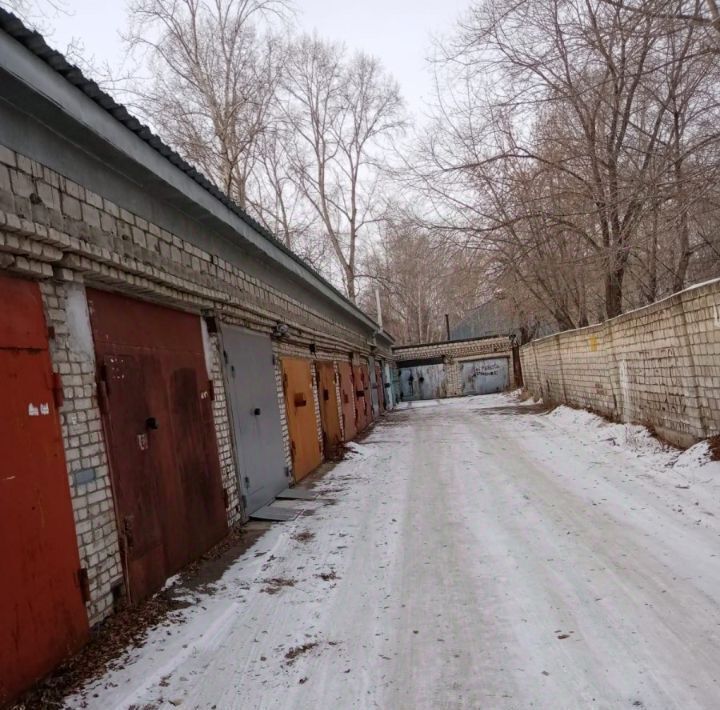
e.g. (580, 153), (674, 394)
(520, 279), (720, 448)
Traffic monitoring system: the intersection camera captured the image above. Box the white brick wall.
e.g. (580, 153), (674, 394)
(207, 331), (242, 525)
(39, 279), (123, 626)
(521, 279), (720, 447)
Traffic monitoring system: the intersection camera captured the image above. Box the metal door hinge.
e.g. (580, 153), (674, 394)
(51, 372), (64, 408)
(222, 487), (229, 508)
(208, 380), (215, 401)
(97, 379), (109, 414)
(77, 567), (91, 603)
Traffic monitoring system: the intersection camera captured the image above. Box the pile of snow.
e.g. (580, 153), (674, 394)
(546, 404), (720, 481)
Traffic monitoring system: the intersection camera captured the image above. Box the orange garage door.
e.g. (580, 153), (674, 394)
(282, 357), (322, 480)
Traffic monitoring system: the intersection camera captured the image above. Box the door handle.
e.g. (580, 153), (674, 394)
(253, 408), (261, 416)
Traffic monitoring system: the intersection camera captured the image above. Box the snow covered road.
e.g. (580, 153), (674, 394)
(69, 394), (720, 709)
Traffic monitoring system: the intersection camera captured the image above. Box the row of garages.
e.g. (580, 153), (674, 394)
(0, 10), (514, 703)
(1, 274), (395, 704)
(0, 8), (396, 702)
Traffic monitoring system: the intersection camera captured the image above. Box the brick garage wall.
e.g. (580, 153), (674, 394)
(521, 279), (720, 447)
(0, 143), (388, 625)
(40, 279), (123, 626)
(394, 337), (515, 397)
(204, 328), (242, 526)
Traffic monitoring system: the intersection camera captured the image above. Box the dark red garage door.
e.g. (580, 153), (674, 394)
(87, 290), (227, 603)
(0, 274), (88, 705)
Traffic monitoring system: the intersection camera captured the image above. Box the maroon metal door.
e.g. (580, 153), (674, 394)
(375, 363), (386, 412)
(0, 275), (89, 705)
(338, 361), (357, 441)
(316, 361), (342, 457)
(353, 364), (371, 432)
(88, 290), (227, 602)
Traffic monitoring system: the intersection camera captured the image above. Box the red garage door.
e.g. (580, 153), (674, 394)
(88, 290), (227, 603)
(0, 275), (88, 705)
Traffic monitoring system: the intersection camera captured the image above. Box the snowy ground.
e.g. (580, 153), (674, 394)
(67, 393), (720, 709)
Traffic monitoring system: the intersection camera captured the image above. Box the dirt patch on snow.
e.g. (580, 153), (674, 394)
(284, 642), (319, 665)
(474, 403), (552, 416)
(292, 530), (316, 543)
(261, 577), (297, 595)
(707, 435), (720, 461)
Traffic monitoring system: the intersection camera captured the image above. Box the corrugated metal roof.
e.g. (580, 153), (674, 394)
(0, 7), (392, 340)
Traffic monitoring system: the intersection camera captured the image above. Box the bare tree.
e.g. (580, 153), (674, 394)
(600, 0), (720, 39)
(413, 0), (720, 329)
(282, 36), (406, 302)
(359, 217), (488, 343)
(124, 0), (291, 210)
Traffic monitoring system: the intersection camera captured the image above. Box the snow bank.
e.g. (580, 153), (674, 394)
(545, 404), (720, 481)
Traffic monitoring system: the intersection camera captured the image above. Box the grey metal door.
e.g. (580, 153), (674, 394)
(383, 362), (394, 409)
(222, 326), (288, 514)
(392, 366), (401, 404)
(400, 364), (447, 400)
(461, 358), (509, 395)
(368, 356), (380, 417)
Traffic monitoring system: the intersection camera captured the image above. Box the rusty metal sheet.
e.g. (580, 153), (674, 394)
(281, 357), (322, 481)
(353, 364), (372, 431)
(368, 356), (380, 418)
(316, 361), (342, 457)
(0, 275), (89, 705)
(0, 274), (48, 349)
(88, 289), (227, 603)
(375, 362), (386, 412)
(361, 364), (373, 422)
(337, 361), (357, 441)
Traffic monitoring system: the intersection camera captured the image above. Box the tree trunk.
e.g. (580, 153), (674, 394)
(605, 267), (624, 319)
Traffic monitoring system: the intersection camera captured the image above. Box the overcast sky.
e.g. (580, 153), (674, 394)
(28, 0), (470, 120)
